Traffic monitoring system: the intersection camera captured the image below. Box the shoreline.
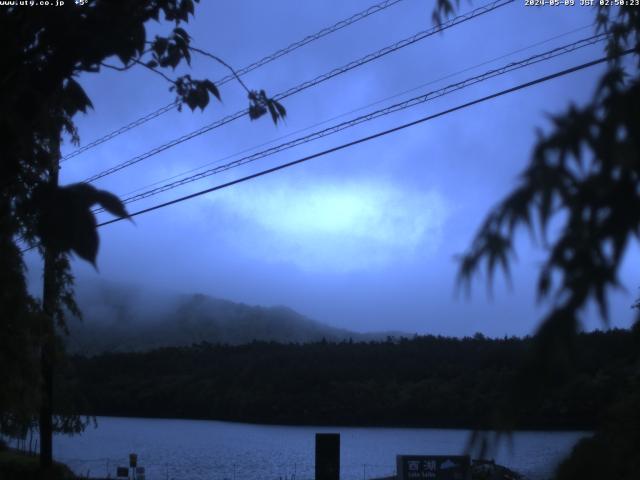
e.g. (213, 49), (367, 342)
(75, 413), (594, 433)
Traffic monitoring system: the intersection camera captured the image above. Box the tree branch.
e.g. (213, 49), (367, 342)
(134, 58), (176, 84)
(188, 46), (250, 94)
(99, 62), (135, 72)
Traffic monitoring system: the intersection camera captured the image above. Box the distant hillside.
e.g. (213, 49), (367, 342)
(66, 281), (404, 354)
(71, 329), (639, 429)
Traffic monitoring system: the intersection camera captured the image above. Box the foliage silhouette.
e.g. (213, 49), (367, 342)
(431, 1), (640, 478)
(0, 217), (41, 441)
(449, 4), (639, 358)
(0, 0), (285, 471)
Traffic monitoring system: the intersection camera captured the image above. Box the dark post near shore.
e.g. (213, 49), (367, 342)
(316, 433), (340, 480)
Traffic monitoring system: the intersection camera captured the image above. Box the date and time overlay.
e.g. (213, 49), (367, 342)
(525, 0), (639, 6)
(1, 0), (639, 8)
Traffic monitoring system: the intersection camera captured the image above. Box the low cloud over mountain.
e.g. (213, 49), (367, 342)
(66, 281), (406, 354)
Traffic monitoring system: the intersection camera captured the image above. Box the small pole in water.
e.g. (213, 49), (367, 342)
(233, 463), (237, 480)
(363, 464), (366, 480)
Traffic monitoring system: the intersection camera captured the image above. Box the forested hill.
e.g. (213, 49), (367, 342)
(70, 329), (639, 430)
(67, 285), (404, 354)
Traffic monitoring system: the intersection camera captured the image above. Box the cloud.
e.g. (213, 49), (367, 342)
(204, 178), (449, 272)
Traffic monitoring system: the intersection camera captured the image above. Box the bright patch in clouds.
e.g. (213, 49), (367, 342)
(209, 180), (448, 271)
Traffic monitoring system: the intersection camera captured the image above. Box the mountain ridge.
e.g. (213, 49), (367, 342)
(66, 281), (408, 354)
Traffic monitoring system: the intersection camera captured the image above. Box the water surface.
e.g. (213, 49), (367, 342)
(53, 417), (587, 480)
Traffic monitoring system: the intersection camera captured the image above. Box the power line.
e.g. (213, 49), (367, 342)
(92, 34), (608, 214)
(20, 49), (629, 255)
(82, 0), (514, 184)
(97, 51), (631, 229)
(112, 23), (594, 202)
(60, 102), (178, 162)
(60, 0), (406, 162)
(211, 0), (407, 87)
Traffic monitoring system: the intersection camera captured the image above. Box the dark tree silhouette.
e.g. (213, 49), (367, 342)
(68, 331), (637, 431)
(433, 2), (640, 478)
(0, 0), (284, 473)
(457, 6), (640, 351)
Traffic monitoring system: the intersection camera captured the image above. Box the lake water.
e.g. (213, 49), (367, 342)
(52, 417), (588, 480)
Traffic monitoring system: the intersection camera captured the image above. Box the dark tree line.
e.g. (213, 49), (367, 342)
(69, 329), (639, 430)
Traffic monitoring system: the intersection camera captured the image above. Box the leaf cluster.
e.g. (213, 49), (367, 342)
(29, 183), (130, 266)
(248, 89), (287, 124)
(2, 0), (286, 272)
(457, 6), (640, 345)
(431, 0), (461, 26)
(0, 0), (285, 438)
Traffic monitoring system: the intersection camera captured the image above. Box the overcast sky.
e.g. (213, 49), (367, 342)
(25, 0), (639, 336)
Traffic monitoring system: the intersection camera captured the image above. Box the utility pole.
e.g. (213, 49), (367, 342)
(39, 134), (60, 471)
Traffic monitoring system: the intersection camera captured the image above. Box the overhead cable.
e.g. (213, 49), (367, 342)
(97, 50), (632, 228)
(82, 0), (514, 183)
(60, 0), (407, 162)
(114, 23), (594, 201)
(93, 34), (608, 213)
